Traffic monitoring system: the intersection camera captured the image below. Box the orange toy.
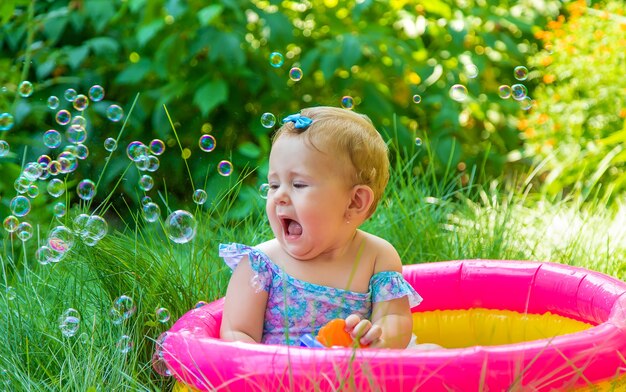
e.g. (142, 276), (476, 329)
(315, 319), (366, 348)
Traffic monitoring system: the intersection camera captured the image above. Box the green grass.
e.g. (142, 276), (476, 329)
(1, 147), (626, 391)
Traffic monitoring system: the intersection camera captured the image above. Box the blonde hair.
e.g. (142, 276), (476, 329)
(272, 106), (389, 217)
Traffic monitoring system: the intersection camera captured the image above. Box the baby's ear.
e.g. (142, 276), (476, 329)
(346, 185), (374, 219)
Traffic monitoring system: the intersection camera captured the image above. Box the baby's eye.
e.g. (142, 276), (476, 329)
(293, 182), (307, 189)
(268, 183), (279, 190)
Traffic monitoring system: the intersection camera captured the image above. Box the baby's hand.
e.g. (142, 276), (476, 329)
(344, 314), (382, 346)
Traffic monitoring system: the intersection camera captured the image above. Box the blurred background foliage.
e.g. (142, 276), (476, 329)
(522, 0), (626, 204)
(0, 0), (624, 224)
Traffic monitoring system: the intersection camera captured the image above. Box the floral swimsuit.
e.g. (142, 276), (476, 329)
(219, 243), (423, 346)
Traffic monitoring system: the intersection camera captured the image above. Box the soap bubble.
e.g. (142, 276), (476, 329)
(149, 139), (165, 155)
(55, 110), (71, 125)
(155, 307), (171, 323)
(59, 308), (81, 337)
(141, 196), (152, 205)
(464, 64), (479, 79)
(104, 137), (117, 152)
(415, 137), (423, 147)
(289, 67), (303, 81)
(58, 151), (78, 173)
(217, 160), (233, 176)
(5, 286), (16, 300)
(199, 134), (216, 152)
(449, 84), (468, 102)
(72, 94), (89, 111)
(73, 213), (90, 235)
(67, 125), (87, 144)
(250, 274), (264, 293)
(10, 195), (31, 217)
(53, 202), (66, 217)
(146, 155), (160, 172)
(36, 246), (53, 265)
(260, 113), (276, 128)
(259, 183), (270, 199)
(43, 130), (62, 148)
(165, 210), (197, 244)
(498, 85), (512, 99)
(76, 179), (96, 200)
(126, 141), (148, 161)
(193, 189), (207, 205)
(194, 301), (208, 308)
(88, 85), (105, 101)
(48, 225), (75, 253)
(514, 66), (529, 81)
(412, 94), (422, 104)
(64, 88), (77, 102)
(85, 215), (108, 241)
(0, 113), (14, 131)
(16, 222), (33, 241)
(75, 143), (89, 160)
(341, 96), (354, 109)
(0, 140), (9, 156)
(519, 96), (533, 111)
(269, 52), (284, 67)
(112, 295), (136, 321)
(511, 84), (528, 101)
(117, 335), (133, 354)
(38, 156), (52, 167)
(47, 96), (60, 109)
(3, 216), (18, 233)
(142, 202), (160, 222)
(18, 81), (33, 97)
(22, 162), (43, 181)
(71, 115), (87, 128)
(138, 174), (154, 191)
(14, 176), (30, 193)
(106, 105), (124, 122)
(26, 184), (39, 198)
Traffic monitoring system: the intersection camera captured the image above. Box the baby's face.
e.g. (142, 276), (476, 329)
(266, 135), (355, 261)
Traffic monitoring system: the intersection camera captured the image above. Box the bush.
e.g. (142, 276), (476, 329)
(0, 0), (562, 219)
(520, 0), (626, 204)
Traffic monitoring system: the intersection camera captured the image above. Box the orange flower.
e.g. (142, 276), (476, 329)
(537, 113), (550, 125)
(517, 118), (529, 131)
(541, 56), (553, 67)
(543, 74), (556, 84)
(619, 108), (626, 118)
(524, 127), (536, 138)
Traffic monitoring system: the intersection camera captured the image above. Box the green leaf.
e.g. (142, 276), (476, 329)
(85, 0), (116, 33)
(41, 8), (69, 45)
(0, 1), (15, 24)
(115, 59), (152, 84)
(65, 45), (90, 70)
(319, 50), (339, 81)
(421, 0), (452, 19)
(238, 142), (261, 158)
(137, 19), (165, 47)
(87, 37), (120, 56)
(197, 5), (223, 26)
(341, 34), (362, 68)
(193, 80), (228, 117)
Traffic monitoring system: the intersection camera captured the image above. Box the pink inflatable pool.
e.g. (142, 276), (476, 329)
(158, 260), (626, 391)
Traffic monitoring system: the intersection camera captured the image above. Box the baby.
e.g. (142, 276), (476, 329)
(219, 106), (422, 348)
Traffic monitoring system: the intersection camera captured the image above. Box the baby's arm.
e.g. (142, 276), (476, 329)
(345, 237), (413, 348)
(220, 255), (268, 343)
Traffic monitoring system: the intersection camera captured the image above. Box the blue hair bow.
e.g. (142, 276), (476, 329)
(282, 113), (313, 129)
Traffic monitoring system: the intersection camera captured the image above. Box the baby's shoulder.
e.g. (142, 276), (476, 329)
(359, 231), (402, 274)
(254, 239), (283, 265)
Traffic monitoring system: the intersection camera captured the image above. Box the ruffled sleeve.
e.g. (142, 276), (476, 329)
(218, 243), (273, 292)
(370, 271), (423, 308)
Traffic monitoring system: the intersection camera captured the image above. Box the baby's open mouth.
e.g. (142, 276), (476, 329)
(282, 218), (303, 236)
